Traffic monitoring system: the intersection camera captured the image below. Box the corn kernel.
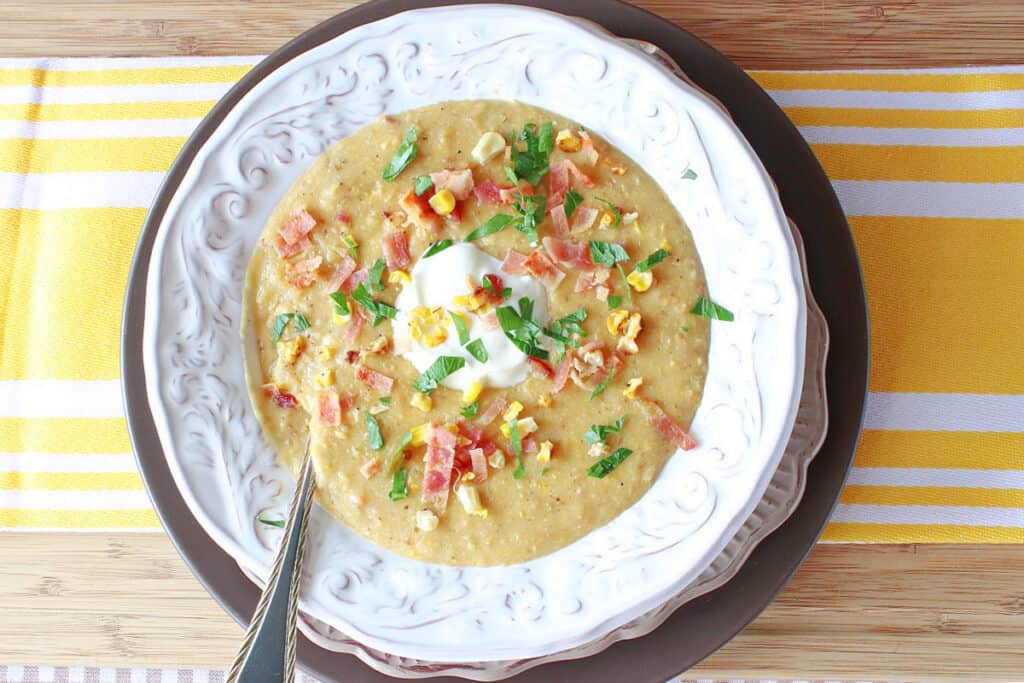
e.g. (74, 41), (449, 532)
(503, 401), (524, 422)
(627, 270), (654, 292)
(537, 394), (552, 408)
(472, 131), (506, 164)
(617, 337), (639, 355)
(423, 328), (448, 348)
(600, 211), (615, 227)
(659, 239), (672, 253)
(455, 483), (488, 517)
(333, 310), (351, 326)
(411, 392), (433, 412)
(410, 423), (430, 446)
(625, 311), (643, 339)
(315, 368), (335, 387)
(388, 269), (411, 285)
(462, 380), (483, 404)
(623, 377), (644, 399)
(416, 509), (439, 531)
(488, 450), (506, 468)
(536, 440), (554, 463)
(610, 166), (627, 176)
(500, 417), (538, 438)
(622, 211), (639, 225)
(276, 337), (306, 365)
(555, 129), (582, 153)
(317, 345), (335, 361)
(607, 309), (630, 335)
(429, 188), (456, 215)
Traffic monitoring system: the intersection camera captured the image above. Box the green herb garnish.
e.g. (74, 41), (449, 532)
(389, 466), (408, 501)
(330, 292), (350, 317)
(681, 168), (698, 180)
(607, 295), (623, 309)
(584, 415), (627, 444)
(510, 418), (525, 479)
(367, 258), (386, 293)
(412, 355), (466, 394)
(379, 396), (392, 405)
(460, 401), (479, 419)
(482, 276), (511, 301)
(589, 240), (629, 268)
(617, 264), (632, 303)
(387, 430), (413, 473)
(423, 239), (453, 258)
(496, 299), (548, 360)
(366, 414), (384, 451)
(596, 197), (622, 227)
(466, 338), (488, 363)
(382, 124), (418, 181)
(257, 517), (285, 528)
(511, 190), (545, 245)
(350, 283), (398, 326)
(590, 364), (615, 400)
(563, 188), (583, 219)
(691, 296), (734, 321)
(272, 313), (293, 343)
(635, 249), (670, 273)
(414, 174), (433, 195)
(449, 310), (470, 345)
(681, 325), (689, 333)
(464, 214), (515, 242)
(343, 235), (359, 259)
(544, 307), (587, 358)
(587, 447), (633, 478)
(293, 313), (311, 332)
(541, 466), (550, 476)
(510, 122), (554, 186)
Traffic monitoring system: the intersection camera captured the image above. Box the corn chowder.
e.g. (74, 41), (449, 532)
(242, 100), (729, 566)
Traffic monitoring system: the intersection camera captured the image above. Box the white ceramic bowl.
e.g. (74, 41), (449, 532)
(142, 3), (805, 667)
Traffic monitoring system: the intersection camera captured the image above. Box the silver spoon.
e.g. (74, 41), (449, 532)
(227, 440), (315, 683)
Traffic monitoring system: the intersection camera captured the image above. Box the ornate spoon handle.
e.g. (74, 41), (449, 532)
(227, 442), (315, 683)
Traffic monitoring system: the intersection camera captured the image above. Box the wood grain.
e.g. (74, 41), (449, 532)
(1, 1), (1024, 68)
(1, 534), (1021, 679)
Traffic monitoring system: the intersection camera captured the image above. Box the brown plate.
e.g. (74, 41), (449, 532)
(122, 1), (869, 679)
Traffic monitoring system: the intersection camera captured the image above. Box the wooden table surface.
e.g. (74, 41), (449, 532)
(2, 1), (1023, 680)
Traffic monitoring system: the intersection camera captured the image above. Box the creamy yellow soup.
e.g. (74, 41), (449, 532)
(242, 99), (709, 566)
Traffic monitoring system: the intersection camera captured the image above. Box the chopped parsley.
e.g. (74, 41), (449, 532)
(464, 214), (515, 242)
(367, 258), (386, 293)
(544, 307), (587, 358)
(607, 295), (624, 310)
(590, 364), (615, 400)
(510, 418), (525, 479)
(587, 447), (633, 478)
(466, 338), (488, 363)
(257, 517), (285, 528)
(681, 325), (690, 333)
(510, 188), (546, 245)
(379, 396), (392, 405)
(541, 466), (550, 476)
(422, 239), (453, 258)
(330, 292), (350, 317)
(563, 188), (583, 219)
(584, 415), (627, 444)
(272, 312), (309, 343)
(365, 414), (384, 451)
(635, 249), (670, 273)
(496, 297), (548, 360)
(460, 401), (479, 419)
(414, 174), (433, 195)
(681, 168), (698, 180)
(343, 235), (359, 259)
(449, 310), (470, 345)
(350, 283), (398, 326)
(382, 124), (418, 181)
(389, 466), (408, 501)
(691, 296), (734, 321)
(293, 313), (310, 332)
(509, 121), (554, 186)
(589, 240), (630, 268)
(596, 197), (622, 227)
(387, 430), (413, 473)
(482, 275), (511, 301)
(412, 355), (466, 394)
(617, 264), (632, 303)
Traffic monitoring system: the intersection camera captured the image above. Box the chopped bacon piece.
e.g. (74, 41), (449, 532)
(399, 188), (442, 233)
(500, 249), (529, 276)
(470, 448), (488, 483)
(317, 390), (342, 427)
(355, 364), (394, 394)
(345, 349), (361, 364)
(457, 421), (497, 458)
(550, 355), (573, 394)
(325, 252), (358, 291)
(575, 267), (611, 294)
(340, 267), (369, 293)
(449, 201), (464, 223)
(430, 169), (475, 201)
(571, 206), (599, 233)
(273, 234), (310, 259)
(579, 339), (606, 354)
(337, 212), (352, 225)
(285, 256), (323, 289)
(422, 424), (457, 512)
(473, 180), (503, 205)
(543, 237), (596, 271)
(528, 356), (555, 379)
(263, 384), (298, 409)
(547, 160), (595, 208)
(523, 249), (566, 289)
(278, 208), (317, 246)
(360, 458), (381, 479)
(639, 399), (697, 451)
(383, 229), (411, 270)
(476, 397), (508, 426)
(472, 274), (506, 305)
(344, 305), (368, 341)
(578, 130), (599, 165)
(479, 310), (500, 330)
(550, 204), (570, 238)
(499, 181), (535, 204)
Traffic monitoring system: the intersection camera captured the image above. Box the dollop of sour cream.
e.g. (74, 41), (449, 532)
(394, 242), (548, 391)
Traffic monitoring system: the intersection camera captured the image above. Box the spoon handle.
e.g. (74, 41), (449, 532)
(227, 444), (315, 683)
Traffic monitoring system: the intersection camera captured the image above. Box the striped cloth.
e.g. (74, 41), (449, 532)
(0, 57), (1020, 542)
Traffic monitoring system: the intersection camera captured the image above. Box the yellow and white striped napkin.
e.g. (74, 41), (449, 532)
(0, 57), (1020, 542)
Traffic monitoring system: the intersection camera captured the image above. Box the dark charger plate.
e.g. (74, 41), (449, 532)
(121, 0), (869, 680)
